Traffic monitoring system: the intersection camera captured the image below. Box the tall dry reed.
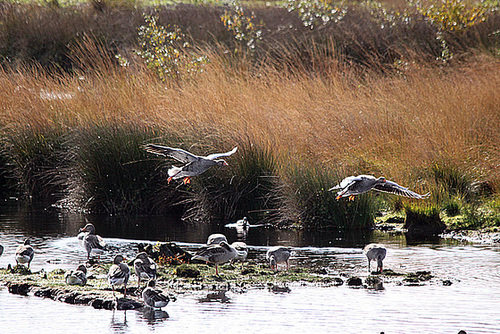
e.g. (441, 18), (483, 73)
(0, 44), (498, 226)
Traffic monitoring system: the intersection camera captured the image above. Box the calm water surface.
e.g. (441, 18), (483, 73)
(0, 202), (499, 334)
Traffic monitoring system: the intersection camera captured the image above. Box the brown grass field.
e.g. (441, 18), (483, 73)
(0, 0), (498, 227)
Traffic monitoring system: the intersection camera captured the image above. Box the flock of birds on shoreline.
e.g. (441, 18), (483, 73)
(1, 144), (430, 310)
(2, 220), (387, 311)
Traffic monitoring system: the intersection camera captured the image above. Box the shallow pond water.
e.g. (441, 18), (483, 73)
(0, 202), (499, 334)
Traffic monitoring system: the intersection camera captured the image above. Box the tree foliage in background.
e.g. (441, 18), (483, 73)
(221, 1), (263, 54)
(286, 0), (347, 28)
(135, 13), (208, 81)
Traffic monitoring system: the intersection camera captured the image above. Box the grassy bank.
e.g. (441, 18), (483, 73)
(0, 0), (499, 229)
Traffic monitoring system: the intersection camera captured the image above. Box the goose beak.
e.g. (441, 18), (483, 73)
(335, 195), (341, 200)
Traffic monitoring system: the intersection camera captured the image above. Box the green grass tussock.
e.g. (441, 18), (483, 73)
(61, 124), (185, 215)
(182, 141), (279, 223)
(274, 162), (377, 229)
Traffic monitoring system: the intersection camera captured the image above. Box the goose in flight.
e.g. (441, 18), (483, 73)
(329, 175), (430, 201)
(143, 144), (238, 184)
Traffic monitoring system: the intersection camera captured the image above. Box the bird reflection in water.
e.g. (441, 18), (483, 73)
(198, 290), (231, 303)
(137, 307), (169, 326)
(109, 310), (128, 334)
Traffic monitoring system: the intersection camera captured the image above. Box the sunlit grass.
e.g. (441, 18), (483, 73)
(0, 40), (499, 227)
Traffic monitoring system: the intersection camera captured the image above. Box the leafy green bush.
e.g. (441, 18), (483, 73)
(135, 13), (208, 82)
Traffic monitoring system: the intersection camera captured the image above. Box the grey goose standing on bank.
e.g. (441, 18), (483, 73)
(15, 239), (34, 269)
(130, 252), (157, 288)
(266, 246), (291, 271)
(108, 254), (130, 298)
(329, 175), (430, 201)
(143, 144), (237, 184)
(79, 223), (107, 261)
(191, 241), (237, 275)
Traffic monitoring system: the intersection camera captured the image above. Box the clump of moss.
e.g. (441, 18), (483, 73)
(9, 264), (32, 275)
(403, 271), (433, 283)
(404, 205), (446, 237)
(174, 264), (200, 278)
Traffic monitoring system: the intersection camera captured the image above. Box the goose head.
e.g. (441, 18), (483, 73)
(215, 159), (229, 167)
(79, 223), (96, 234)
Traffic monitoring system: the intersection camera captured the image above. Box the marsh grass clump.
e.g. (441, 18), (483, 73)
(182, 142), (278, 223)
(404, 204), (446, 236)
(61, 125), (185, 215)
(2, 126), (67, 201)
(431, 163), (475, 200)
(275, 163), (376, 229)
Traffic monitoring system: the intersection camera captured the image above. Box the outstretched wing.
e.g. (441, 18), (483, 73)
(328, 176), (359, 191)
(144, 144), (200, 163)
(205, 147), (238, 160)
(373, 180), (430, 199)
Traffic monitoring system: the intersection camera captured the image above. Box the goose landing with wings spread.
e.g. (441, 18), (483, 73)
(329, 175), (430, 201)
(144, 144), (238, 184)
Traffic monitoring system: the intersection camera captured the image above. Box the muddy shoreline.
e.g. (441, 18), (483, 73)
(1, 253), (454, 311)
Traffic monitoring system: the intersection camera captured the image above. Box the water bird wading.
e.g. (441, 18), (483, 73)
(15, 239), (34, 269)
(266, 246), (291, 271)
(78, 223), (107, 261)
(142, 280), (171, 310)
(191, 241), (237, 275)
(143, 144), (237, 184)
(108, 254), (130, 298)
(329, 175), (430, 201)
(363, 244), (387, 273)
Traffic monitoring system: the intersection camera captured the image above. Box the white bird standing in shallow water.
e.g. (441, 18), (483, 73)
(191, 241), (237, 275)
(329, 175), (430, 201)
(142, 280), (171, 310)
(363, 243), (387, 273)
(78, 223), (107, 261)
(266, 246), (291, 271)
(108, 254), (130, 298)
(15, 239), (34, 269)
(143, 144), (238, 184)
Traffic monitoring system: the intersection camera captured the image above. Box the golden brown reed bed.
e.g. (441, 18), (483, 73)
(1, 51), (499, 196)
